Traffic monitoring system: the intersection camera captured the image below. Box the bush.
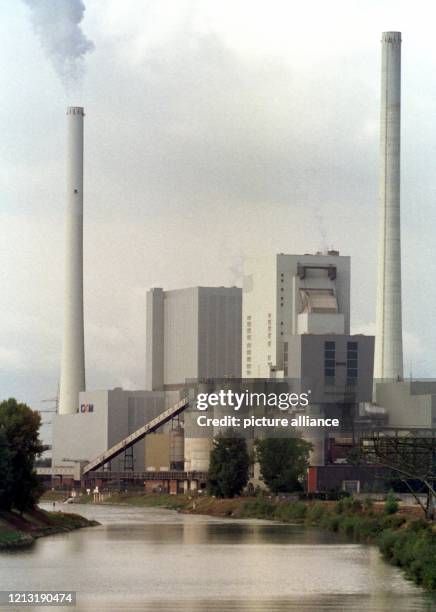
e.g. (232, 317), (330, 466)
(292, 501), (308, 519)
(307, 501), (326, 522)
(377, 523), (436, 591)
(242, 496), (275, 519)
(380, 514), (406, 530)
(384, 490), (399, 515)
(378, 528), (397, 559)
(335, 496), (362, 515)
(363, 497), (373, 513)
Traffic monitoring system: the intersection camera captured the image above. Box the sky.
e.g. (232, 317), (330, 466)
(2, 0), (436, 434)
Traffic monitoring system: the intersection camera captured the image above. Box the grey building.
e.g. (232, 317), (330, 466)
(375, 380), (436, 429)
(146, 286), (242, 390)
(286, 334), (375, 404)
(52, 388), (164, 471)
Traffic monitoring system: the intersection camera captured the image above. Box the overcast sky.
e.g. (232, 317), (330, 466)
(2, 1), (436, 431)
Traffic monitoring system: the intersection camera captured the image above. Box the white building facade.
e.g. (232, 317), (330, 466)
(242, 252), (351, 378)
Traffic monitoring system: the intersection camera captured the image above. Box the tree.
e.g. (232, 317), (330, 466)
(207, 431), (249, 498)
(0, 398), (44, 512)
(0, 429), (13, 509)
(255, 435), (312, 494)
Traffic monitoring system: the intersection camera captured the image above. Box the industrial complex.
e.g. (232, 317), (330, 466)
(42, 32), (436, 495)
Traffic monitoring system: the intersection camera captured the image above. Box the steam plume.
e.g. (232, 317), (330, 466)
(23, 0), (94, 89)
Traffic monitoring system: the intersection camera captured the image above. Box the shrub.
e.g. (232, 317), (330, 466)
(363, 497), (373, 513)
(242, 496), (275, 519)
(307, 501), (326, 522)
(380, 514), (406, 530)
(335, 496), (362, 515)
(384, 490), (399, 515)
(378, 529), (397, 559)
(289, 501), (308, 520)
(323, 514), (341, 532)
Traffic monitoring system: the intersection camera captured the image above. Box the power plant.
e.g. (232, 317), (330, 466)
(44, 32), (436, 494)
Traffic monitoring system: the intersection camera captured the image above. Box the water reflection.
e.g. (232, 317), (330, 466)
(0, 504), (434, 612)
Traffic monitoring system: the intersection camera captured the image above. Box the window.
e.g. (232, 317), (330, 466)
(347, 341), (358, 385)
(324, 341), (335, 384)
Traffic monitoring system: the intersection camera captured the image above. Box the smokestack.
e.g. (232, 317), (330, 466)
(58, 107), (86, 414)
(374, 32), (403, 382)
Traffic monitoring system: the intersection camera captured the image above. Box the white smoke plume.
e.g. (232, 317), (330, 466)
(23, 0), (94, 89)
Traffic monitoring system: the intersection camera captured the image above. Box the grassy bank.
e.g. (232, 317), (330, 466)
(0, 507), (99, 549)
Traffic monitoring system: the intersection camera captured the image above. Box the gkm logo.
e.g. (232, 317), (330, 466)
(80, 403), (94, 413)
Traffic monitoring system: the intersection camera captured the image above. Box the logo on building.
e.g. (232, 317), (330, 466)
(80, 403), (94, 413)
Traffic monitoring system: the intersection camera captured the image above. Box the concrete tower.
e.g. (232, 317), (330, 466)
(374, 32), (403, 382)
(58, 107), (86, 414)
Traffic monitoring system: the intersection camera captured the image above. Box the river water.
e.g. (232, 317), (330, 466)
(0, 503), (435, 611)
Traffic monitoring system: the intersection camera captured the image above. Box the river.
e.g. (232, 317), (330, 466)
(0, 503), (435, 611)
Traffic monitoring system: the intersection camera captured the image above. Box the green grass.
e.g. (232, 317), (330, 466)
(0, 509), (98, 549)
(0, 525), (32, 546)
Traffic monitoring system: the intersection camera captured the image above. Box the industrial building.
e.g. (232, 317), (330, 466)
(52, 388), (165, 472)
(242, 250), (375, 487)
(242, 252), (351, 378)
(146, 286), (242, 390)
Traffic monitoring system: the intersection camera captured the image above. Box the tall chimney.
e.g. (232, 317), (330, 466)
(374, 32), (403, 382)
(58, 107), (86, 414)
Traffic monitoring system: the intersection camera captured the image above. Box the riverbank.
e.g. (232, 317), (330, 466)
(0, 507), (99, 549)
(43, 490), (435, 592)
